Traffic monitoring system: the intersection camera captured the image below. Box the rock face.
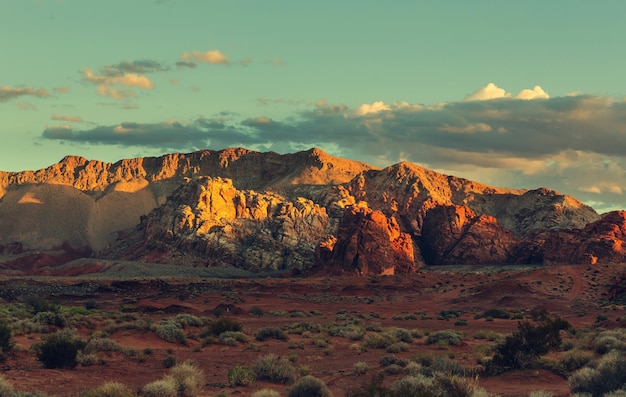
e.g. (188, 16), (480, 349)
(317, 205), (417, 275)
(0, 147), (624, 275)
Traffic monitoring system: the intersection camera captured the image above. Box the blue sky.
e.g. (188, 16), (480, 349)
(1, 0), (625, 212)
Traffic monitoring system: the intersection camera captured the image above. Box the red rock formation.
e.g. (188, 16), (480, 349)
(420, 205), (518, 265)
(319, 206), (418, 275)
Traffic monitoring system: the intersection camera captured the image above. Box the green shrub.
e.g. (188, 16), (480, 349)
(569, 350), (626, 396)
(142, 376), (178, 397)
(207, 318), (243, 336)
(528, 391), (554, 397)
(253, 354), (297, 384)
(363, 333), (395, 349)
(437, 309), (461, 320)
(488, 313), (570, 374)
(33, 329), (85, 369)
(83, 337), (123, 354)
(80, 381), (134, 397)
(425, 330), (463, 346)
(255, 326), (289, 342)
(77, 352), (99, 367)
(561, 349), (594, 373)
(170, 360), (205, 397)
(219, 331), (249, 345)
(228, 365), (256, 386)
(163, 355), (177, 368)
(353, 361), (370, 375)
(482, 308), (511, 319)
(172, 314), (206, 327)
(156, 320), (187, 345)
(386, 342), (410, 353)
(0, 322), (13, 353)
(249, 306), (265, 317)
(379, 354), (408, 368)
(287, 375), (331, 397)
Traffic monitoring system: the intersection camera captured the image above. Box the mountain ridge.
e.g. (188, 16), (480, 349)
(0, 147), (623, 275)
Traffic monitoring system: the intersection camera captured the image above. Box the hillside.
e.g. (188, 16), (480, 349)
(0, 147), (623, 275)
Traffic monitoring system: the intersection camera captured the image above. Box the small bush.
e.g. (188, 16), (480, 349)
(83, 337), (122, 354)
(219, 331), (249, 345)
(379, 354), (408, 368)
(353, 361), (370, 375)
(80, 381), (134, 397)
(386, 342), (410, 353)
(287, 375), (331, 397)
(256, 327), (288, 342)
(425, 330), (463, 346)
(163, 355), (177, 368)
(363, 333), (395, 349)
(170, 360), (205, 397)
(77, 352), (99, 367)
(568, 350), (626, 396)
(253, 354), (297, 384)
(33, 329), (85, 369)
(142, 376), (178, 397)
(207, 318), (243, 336)
(156, 320), (187, 345)
(561, 349), (593, 373)
(249, 306), (265, 317)
(228, 365), (256, 386)
(0, 322), (13, 353)
(482, 308), (511, 319)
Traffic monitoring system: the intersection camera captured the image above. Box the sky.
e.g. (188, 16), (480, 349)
(1, 0), (625, 213)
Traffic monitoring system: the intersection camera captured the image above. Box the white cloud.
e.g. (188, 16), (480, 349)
(516, 85), (550, 100)
(83, 68), (154, 89)
(0, 86), (50, 102)
(439, 122), (492, 134)
(355, 101), (391, 115)
(464, 83), (511, 101)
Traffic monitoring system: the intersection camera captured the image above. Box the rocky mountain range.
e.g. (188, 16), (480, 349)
(1, 147), (624, 275)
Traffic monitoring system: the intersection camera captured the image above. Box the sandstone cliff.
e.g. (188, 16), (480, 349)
(0, 147), (623, 274)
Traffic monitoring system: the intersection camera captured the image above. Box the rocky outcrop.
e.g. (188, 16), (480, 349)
(420, 205), (518, 265)
(519, 211), (626, 265)
(105, 177), (332, 272)
(317, 205), (418, 275)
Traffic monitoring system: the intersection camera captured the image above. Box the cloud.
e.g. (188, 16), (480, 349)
(97, 86), (136, 99)
(464, 83), (511, 101)
(270, 58), (285, 66)
(176, 61), (197, 69)
(40, 84), (626, 211)
(101, 60), (169, 75)
(83, 68), (154, 89)
(0, 86), (50, 102)
(17, 101), (37, 111)
(51, 114), (83, 122)
(180, 50), (229, 65)
(516, 85), (549, 100)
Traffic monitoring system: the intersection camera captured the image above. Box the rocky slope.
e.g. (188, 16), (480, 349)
(1, 147), (624, 275)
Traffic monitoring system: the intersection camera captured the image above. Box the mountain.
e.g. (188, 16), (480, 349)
(0, 147), (623, 276)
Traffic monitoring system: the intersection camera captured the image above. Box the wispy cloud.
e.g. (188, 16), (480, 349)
(0, 86), (50, 102)
(51, 114), (83, 122)
(83, 68), (154, 89)
(180, 49), (229, 65)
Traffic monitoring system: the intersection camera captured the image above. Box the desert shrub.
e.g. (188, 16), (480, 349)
(438, 309), (461, 320)
(593, 329), (626, 354)
(353, 361), (370, 375)
(569, 350), (626, 396)
(284, 322), (321, 335)
(80, 381), (134, 397)
(391, 373), (482, 397)
(24, 296), (59, 314)
(363, 333), (395, 349)
(287, 375), (331, 397)
(77, 352), (99, 367)
(0, 321), (13, 353)
(481, 308), (511, 320)
(156, 320), (187, 345)
(251, 389), (280, 397)
(253, 354), (297, 384)
(33, 329), (85, 369)
(413, 354), (471, 377)
(0, 375), (15, 396)
(207, 318), (243, 336)
(170, 360), (205, 397)
(386, 342), (410, 353)
(488, 313), (570, 374)
(163, 355), (177, 368)
(379, 354), (408, 368)
(32, 311), (66, 327)
(172, 314), (206, 327)
(387, 327), (414, 343)
(345, 373), (391, 397)
(473, 329), (502, 341)
(249, 306), (265, 317)
(425, 330), (463, 346)
(255, 327), (288, 341)
(142, 376), (178, 397)
(219, 330), (249, 345)
(561, 349), (594, 373)
(228, 365), (256, 386)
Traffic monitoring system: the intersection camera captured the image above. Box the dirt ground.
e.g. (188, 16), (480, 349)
(1, 262), (625, 396)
